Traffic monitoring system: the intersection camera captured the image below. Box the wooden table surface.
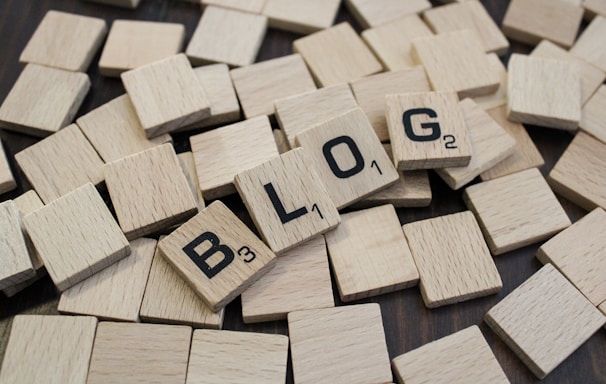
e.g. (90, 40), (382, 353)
(0, 0), (604, 383)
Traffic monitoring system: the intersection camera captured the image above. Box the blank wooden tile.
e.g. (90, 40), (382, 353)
(104, 144), (198, 240)
(273, 129), (291, 154)
(502, 0), (584, 48)
(231, 54), (316, 119)
(580, 85), (606, 143)
(159, 201), (276, 312)
(0, 201), (34, 290)
(235, 148), (340, 254)
(86, 0), (140, 8)
(20, 10), (107, 72)
(585, 0), (606, 19)
(412, 30), (501, 98)
(23, 183), (130, 291)
(392, 326), (510, 384)
(386, 91), (472, 170)
(471, 54), (507, 110)
(403, 211), (502, 308)
(187, 330), (288, 384)
(58, 238), (156, 322)
(345, 0), (431, 29)
(0, 64), (90, 137)
(549, 132), (606, 211)
(350, 67), (431, 142)
(15, 124), (105, 204)
(190, 116), (278, 199)
(480, 105), (545, 181)
(177, 152), (205, 212)
(288, 304), (392, 384)
(464, 168), (571, 255)
(0, 315), (97, 384)
(87, 322), (191, 384)
(435, 99), (516, 190)
(121, 54), (211, 138)
(186, 6), (267, 67)
(275, 84), (358, 148)
(571, 16), (606, 72)
(0, 141), (16, 195)
(294, 23), (383, 87)
(99, 20), (185, 77)
(486, 264), (605, 379)
(241, 236), (334, 323)
(201, 0), (266, 13)
(262, 0), (339, 34)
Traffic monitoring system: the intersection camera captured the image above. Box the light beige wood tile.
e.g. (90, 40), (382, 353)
(471, 54), (508, 110)
(190, 116), (278, 199)
(585, 0), (606, 19)
(464, 168), (571, 255)
(85, 0), (140, 8)
(0, 141), (16, 195)
(87, 322), (191, 384)
(177, 152), (205, 212)
(411, 29), (501, 98)
(571, 16), (606, 72)
(262, 0), (340, 34)
(403, 211), (502, 308)
(201, 0), (266, 13)
(288, 304), (392, 384)
(273, 129), (291, 154)
(294, 23), (383, 87)
(386, 91), (472, 170)
(234, 148), (341, 254)
(0, 315), (97, 384)
(0, 201), (34, 291)
(485, 264), (605, 379)
(19, 10), (107, 72)
(0, 64), (90, 137)
(600, 302), (606, 317)
(580, 85), (606, 143)
(231, 54), (316, 119)
(345, 0), (431, 29)
(392, 326), (510, 384)
(104, 144), (198, 240)
(350, 67), (431, 142)
(187, 330), (288, 384)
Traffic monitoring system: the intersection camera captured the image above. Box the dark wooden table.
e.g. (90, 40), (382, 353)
(1, 0), (604, 383)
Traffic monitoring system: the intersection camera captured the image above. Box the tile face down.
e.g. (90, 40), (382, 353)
(0, 201), (35, 291)
(345, 0), (431, 29)
(570, 16), (606, 73)
(262, 0), (340, 34)
(580, 85), (606, 143)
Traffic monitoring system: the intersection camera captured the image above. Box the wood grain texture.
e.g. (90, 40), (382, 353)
(580, 85), (606, 143)
(584, 0), (606, 18)
(464, 168), (571, 255)
(273, 129), (290, 154)
(345, 0), (431, 28)
(288, 304), (392, 384)
(392, 326), (510, 384)
(262, 0), (340, 34)
(0, 201), (34, 290)
(187, 330), (289, 384)
(177, 152), (205, 212)
(485, 264), (605, 379)
(570, 16), (606, 72)
(0, 141), (15, 195)
(201, 0), (266, 13)
(471, 54), (508, 110)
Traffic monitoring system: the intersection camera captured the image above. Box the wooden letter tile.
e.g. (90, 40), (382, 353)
(187, 330), (288, 383)
(570, 16), (606, 72)
(288, 304), (392, 384)
(485, 264), (605, 379)
(234, 148), (341, 254)
(580, 85), (606, 143)
(262, 0), (340, 34)
(201, 0), (266, 13)
(403, 211), (502, 308)
(273, 129), (291, 154)
(464, 168), (571, 255)
(0, 141), (16, 195)
(471, 54), (508, 111)
(177, 152), (205, 212)
(345, 0), (431, 29)
(0, 201), (35, 290)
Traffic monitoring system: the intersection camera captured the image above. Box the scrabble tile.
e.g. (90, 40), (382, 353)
(86, 0), (140, 8)
(273, 129), (291, 154)
(571, 16), (606, 72)
(190, 116), (278, 199)
(435, 99), (516, 190)
(549, 132), (606, 211)
(486, 264), (605, 379)
(295, 108), (399, 209)
(361, 15), (433, 72)
(580, 85), (606, 143)
(293, 23), (383, 87)
(392, 326), (510, 384)
(235, 148), (340, 254)
(177, 152), (205, 212)
(0, 140), (16, 195)
(480, 105), (545, 181)
(403, 211), (502, 308)
(386, 91), (472, 170)
(99, 20), (185, 77)
(262, 0), (340, 34)
(350, 67), (431, 142)
(23, 183), (130, 291)
(58, 238), (156, 321)
(464, 168), (571, 255)
(275, 84), (358, 148)
(507, 54), (581, 130)
(87, 322), (191, 384)
(187, 330), (288, 383)
(15, 124), (105, 204)
(600, 302), (606, 317)
(0, 64), (90, 137)
(423, 1), (509, 56)
(345, 0), (431, 29)
(201, 0), (266, 13)
(121, 54), (211, 138)
(0, 201), (34, 290)
(186, 6), (267, 67)
(241, 236), (333, 323)
(159, 201), (276, 311)
(104, 144), (198, 240)
(471, 54), (508, 110)
(326, 205), (418, 302)
(585, 0), (606, 19)
(411, 30), (501, 98)
(19, 10), (107, 72)
(77, 95), (172, 163)
(288, 304), (392, 384)
(0, 315), (97, 384)
(231, 54), (316, 119)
